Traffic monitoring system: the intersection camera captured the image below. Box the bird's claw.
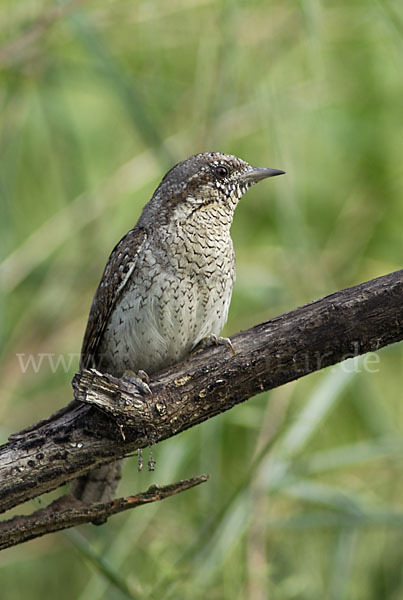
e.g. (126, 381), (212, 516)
(193, 334), (235, 356)
(122, 369), (153, 396)
(137, 369), (150, 384)
(209, 334), (235, 355)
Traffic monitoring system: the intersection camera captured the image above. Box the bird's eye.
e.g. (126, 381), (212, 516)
(215, 165), (229, 178)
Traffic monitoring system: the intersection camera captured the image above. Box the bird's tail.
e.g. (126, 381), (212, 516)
(70, 460), (122, 515)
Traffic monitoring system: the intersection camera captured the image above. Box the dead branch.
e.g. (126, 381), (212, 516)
(0, 269), (402, 548)
(0, 475), (208, 551)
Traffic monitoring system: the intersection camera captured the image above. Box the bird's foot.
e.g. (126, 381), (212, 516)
(193, 333), (235, 356)
(122, 369), (152, 396)
(209, 333), (235, 355)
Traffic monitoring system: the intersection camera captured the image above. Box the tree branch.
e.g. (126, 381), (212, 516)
(1, 270), (402, 547)
(0, 475), (209, 551)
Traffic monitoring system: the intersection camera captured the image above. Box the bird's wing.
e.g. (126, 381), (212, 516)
(80, 227), (148, 370)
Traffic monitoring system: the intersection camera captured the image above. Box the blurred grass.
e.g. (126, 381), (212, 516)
(0, 0), (403, 598)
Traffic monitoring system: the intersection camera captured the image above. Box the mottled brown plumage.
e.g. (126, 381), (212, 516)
(73, 152), (284, 504)
(80, 227), (147, 372)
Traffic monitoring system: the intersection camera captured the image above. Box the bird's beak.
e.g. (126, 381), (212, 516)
(242, 166), (285, 184)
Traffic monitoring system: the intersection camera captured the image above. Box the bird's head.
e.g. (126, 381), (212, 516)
(140, 152), (285, 227)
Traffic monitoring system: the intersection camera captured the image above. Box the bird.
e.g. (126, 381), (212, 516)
(71, 152), (285, 504)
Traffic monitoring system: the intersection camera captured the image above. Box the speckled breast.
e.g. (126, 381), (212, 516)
(97, 224), (235, 377)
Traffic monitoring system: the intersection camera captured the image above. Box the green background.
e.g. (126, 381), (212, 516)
(1, 1), (402, 598)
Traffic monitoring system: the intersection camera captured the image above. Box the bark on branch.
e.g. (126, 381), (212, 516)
(0, 475), (208, 551)
(1, 269), (402, 548)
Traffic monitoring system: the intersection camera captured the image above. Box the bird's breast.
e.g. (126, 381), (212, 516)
(97, 228), (235, 376)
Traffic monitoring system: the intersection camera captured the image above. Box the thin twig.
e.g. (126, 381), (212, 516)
(0, 475), (208, 550)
